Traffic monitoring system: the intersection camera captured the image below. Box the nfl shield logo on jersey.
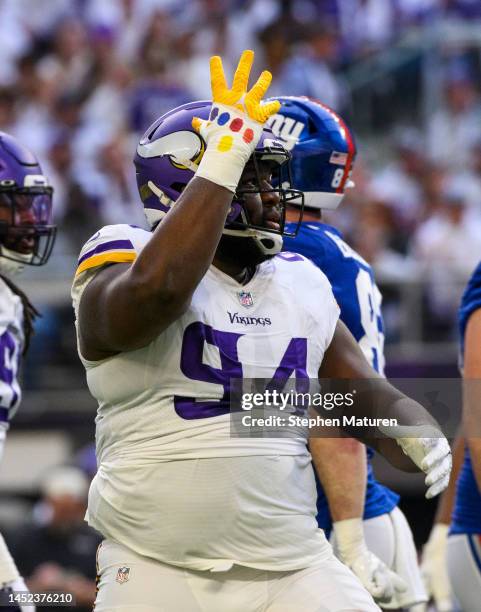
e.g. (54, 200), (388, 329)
(237, 290), (254, 307)
(116, 566), (130, 584)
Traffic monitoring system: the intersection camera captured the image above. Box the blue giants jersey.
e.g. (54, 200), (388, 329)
(284, 222), (399, 533)
(451, 261), (481, 535)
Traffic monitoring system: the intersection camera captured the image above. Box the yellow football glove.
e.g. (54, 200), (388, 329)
(193, 49), (281, 193)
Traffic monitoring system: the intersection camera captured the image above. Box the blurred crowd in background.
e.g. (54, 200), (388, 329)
(1, 0), (481, 605)
(2, 0), (481, 339)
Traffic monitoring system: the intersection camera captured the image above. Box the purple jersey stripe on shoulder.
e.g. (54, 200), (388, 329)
(0, 407), (8, 422)
(78, 239), (134, 265)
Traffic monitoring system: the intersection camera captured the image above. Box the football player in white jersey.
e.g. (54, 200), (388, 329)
(72, 51), (451, 611)
(0, 132), (56, 610)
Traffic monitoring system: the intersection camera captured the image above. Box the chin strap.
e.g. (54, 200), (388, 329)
(222, 226), (283, 256)
(146, 178), (284, 259)
(0, 247), (31, 275)
(0, 243), (38, 275)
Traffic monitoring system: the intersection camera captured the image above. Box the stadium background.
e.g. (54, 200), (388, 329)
(0, 0), (479, 606)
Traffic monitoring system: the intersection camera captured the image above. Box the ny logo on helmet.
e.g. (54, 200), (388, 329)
(266, 115), (304, 151)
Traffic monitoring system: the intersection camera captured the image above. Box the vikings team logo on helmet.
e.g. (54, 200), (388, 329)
(134, 100), (304, 257)
(267, 96), (356, 210)
(0, 133), (56, 273)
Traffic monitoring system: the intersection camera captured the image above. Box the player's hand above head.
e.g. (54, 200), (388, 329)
(193, 50), (280, 193)
(333, 518), (407, 608)
(208, 51), (280, 123)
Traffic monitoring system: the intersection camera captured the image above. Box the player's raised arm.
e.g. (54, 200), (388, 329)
(77, 50), (280, 359)
(319, 320), (452, 498)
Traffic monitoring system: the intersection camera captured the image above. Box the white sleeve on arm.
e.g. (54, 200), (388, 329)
(71, 224), (150, 312)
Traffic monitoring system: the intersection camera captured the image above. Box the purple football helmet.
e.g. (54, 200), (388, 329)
(134, 100), (303, 256)
(0, 132), (56, 269)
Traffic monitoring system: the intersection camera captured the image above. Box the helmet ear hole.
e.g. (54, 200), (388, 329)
(260, 237), (275, 250)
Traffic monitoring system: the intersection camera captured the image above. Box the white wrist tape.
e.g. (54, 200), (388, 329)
(195, 103), (263, 193)
(426, 523), (449, 553)
(333, 517), (366, 563)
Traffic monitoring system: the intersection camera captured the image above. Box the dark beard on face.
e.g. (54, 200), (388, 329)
(216, 233), (273, 268)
